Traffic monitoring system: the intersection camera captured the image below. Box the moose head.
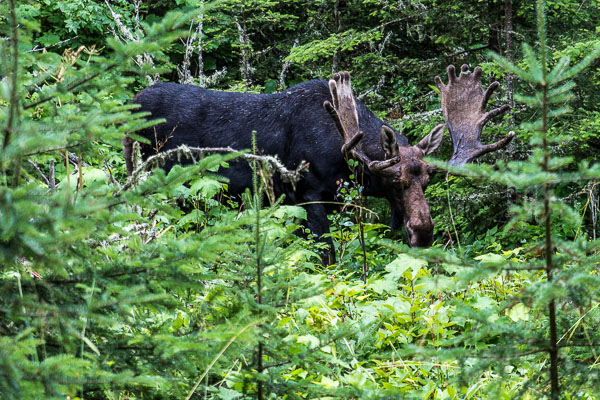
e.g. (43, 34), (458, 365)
(324, 65), (515, 247)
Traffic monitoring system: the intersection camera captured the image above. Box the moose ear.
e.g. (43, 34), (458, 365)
(416, 124), (445, 155)
(380, 125), (400, 158)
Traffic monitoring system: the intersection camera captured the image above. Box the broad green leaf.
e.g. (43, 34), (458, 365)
(273, 205), (307, 220)
(507, 303), (530, 322)
(385, 254), (427, 281)
(367, 278), (397, 295)
(297, 334), (320, 349)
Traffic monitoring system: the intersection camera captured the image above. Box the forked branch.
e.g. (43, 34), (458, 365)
(435, 64), (515, 165)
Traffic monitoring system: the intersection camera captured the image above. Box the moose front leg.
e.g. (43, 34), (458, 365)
(303, 201), (336, 265)
(390, 207), (404, 232)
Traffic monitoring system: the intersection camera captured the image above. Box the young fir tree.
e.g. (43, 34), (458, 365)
(402, 0), (600, 398)
(0, 1), (260, 398)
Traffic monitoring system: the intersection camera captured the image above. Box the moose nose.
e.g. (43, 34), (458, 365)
(405, 220), (434, 247)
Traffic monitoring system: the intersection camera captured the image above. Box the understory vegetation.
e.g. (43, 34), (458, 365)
(1, 0), (600, 399)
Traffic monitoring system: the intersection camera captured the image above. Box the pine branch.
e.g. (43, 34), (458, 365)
(23, 64), (118, 110)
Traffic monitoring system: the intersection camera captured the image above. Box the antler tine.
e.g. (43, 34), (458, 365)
(324, 71), (404, 175)
(437, 64), (515, 165)
(324, 71), (374, 167)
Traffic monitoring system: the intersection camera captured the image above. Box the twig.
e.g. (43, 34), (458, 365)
(115, 145), (310, 196)
(144, 220), (158, 245)
(178, 19), (201, 84)
(196, 3), (205, 86)
(103, 160), (121, 188)
(61, 152), (89, 167)
(49, 159), (56, 191)
(23, 143), (80, 157)
(235, 17), (253, 84)
(27, 36), (79, 53)
(185, 321), (261, 400)
(27, 159), (50, 186)
(445, 45), (490, 58)
(501, 265), (547, 271)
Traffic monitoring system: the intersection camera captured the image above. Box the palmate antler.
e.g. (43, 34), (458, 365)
(323, 72), (401, 174)
(435, 64), (515, 165)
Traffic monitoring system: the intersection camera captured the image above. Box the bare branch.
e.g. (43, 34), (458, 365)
(103, 160), (121, 188)
(280, 39), (299, 89)
(115, 145), (310, 196)
(178, 19), (201, 84)
(27, 36), (79, 53)
(235, 17), (253, 84)
(104, 0), (158, 85)
(27, 159), (50, 186)
(49, 159), (56, 191)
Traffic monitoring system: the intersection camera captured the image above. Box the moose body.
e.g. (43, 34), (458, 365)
(132, 81), (427, 251)
(129, 66), (514, 263)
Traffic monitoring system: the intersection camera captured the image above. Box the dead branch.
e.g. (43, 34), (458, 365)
(27, 159), (50, 186)
(115, 145), (309, 196)
(104, 0), (158, 85)
(279, 39), (299, 89)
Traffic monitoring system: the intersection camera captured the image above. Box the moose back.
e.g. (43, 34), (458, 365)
(127, 66), (513, 263)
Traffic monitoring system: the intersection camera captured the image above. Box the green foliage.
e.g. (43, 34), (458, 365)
(420, 1), (600, 398)
(2, 0), (600, 399)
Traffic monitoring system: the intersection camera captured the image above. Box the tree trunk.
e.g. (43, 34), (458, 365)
(236, 16), (253, 85)
(487, 0), (501, 54)
(332, 0), (341, 72)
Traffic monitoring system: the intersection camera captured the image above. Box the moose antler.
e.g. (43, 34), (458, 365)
(323, 72), (401, 173)
(435, 64), (515, 165)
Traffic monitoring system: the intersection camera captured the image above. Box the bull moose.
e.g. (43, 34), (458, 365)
(125, 64), (514, 263)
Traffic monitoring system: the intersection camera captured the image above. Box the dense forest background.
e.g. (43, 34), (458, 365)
(1, 0), (600, 399)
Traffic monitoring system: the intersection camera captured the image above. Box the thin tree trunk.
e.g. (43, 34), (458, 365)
(236, 17), (253, 85)
(5, 0), (19, 150)
(49, 159), (56, 191)
(178, 20), (199, 84)
(252, 134), (263, 400)
(487, 0), (501, 54)
(332, 0), (341, 72)
(279, 39), (299, 89)
(197, 1), (205, 87)
(105, 0), (158, 85)
(6, 0), (23, 187)
(592, 183), (598, 240)
(540, 23), (560, 397)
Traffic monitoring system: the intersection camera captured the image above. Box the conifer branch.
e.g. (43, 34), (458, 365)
(185, 321), (261, 400)
(23, 64), (118, 110)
